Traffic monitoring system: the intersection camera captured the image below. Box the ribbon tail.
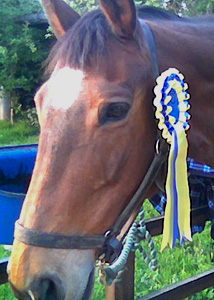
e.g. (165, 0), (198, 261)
(176, 124), (192, 244)
(161, 123), (191, 251)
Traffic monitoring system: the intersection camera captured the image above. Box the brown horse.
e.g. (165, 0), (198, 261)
(8, 0), (214, 299)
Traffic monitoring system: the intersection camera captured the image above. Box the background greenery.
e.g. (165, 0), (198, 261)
(70, 0), (214, 15)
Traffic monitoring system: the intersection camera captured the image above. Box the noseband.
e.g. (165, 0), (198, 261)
(15, 20), (168, 263)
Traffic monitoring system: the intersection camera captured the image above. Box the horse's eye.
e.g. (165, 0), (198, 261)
(99, 102), (130, 124)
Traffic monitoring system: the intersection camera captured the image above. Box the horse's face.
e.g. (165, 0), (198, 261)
(8, 1), (157, 299)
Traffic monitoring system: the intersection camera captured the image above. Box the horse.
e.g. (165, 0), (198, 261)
(8, 0), (214, 299)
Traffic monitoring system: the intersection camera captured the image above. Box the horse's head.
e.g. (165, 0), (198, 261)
(8, 0), (158, 299)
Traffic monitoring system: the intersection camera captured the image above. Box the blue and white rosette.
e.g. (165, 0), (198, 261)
(153, 68), (192, 250)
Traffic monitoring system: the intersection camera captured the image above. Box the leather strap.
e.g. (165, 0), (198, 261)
(107, 140), (168, 238)
(140, 20), (159, 79)
(15, 221), (106, 249)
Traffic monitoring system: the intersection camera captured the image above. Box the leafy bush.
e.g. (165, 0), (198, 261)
(0, 0), (52, 118)
(70, 0), (214, 16)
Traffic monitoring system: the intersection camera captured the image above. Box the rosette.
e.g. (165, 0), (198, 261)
(153, 68), (192, 250)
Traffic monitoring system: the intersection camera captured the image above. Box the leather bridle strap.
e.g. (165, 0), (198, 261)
(140, 20), (159, 79)
(106, 140), (168, 239)
(15, 221), (106, 249)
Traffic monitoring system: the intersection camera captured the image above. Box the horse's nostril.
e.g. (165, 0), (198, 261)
(39, 278), (56, 299)
(28, 275), (65, 300)
(10, 275), (64, 300)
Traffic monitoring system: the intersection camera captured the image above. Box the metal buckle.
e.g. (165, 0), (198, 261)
(155, 139), (160, 154)
(103, 236), (123, 264)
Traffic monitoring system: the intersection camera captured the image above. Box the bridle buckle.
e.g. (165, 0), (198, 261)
(103, 236), (123, 263)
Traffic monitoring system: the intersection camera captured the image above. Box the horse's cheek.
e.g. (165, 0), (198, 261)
(104, 146), (130, 183)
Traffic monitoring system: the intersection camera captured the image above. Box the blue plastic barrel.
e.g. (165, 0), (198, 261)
(0, 144), (37, 245)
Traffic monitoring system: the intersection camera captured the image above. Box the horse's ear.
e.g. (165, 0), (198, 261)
(99, 0), (136, 37)
(41, 0), (80, 38)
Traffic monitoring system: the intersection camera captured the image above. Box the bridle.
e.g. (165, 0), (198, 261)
(14, 20), (169, 263)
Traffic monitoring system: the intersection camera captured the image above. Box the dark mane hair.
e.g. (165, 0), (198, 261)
(46, 6), (182, 75)
(138, 6), (184, 20)
(46, 9), (113, 74)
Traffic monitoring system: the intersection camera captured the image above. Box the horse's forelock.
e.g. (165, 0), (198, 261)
(46, 9), (113, 75)
(45, 8), (147, 76)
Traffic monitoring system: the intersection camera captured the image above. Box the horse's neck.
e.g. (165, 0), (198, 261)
(152, 18), (214, 77)
(151, 18), (214, 167)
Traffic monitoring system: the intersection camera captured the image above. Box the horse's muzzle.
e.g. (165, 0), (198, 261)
(10, 274), (65, 300)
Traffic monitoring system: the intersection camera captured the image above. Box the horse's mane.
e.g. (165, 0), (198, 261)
(137, 6), (183, 21)
(45, 6), (207, 75)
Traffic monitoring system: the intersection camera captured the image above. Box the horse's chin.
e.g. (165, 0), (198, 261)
(8, 242), (96, 300)
(10, 269), (95, 300)
(9, 266), (95, 300)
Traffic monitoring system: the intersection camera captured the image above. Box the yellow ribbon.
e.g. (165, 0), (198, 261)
(161, 123), (192, 250)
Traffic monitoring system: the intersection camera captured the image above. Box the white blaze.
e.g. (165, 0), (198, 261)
(48, 67), (84, 110)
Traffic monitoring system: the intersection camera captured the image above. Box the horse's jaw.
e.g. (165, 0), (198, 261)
(8, 240), (96, 300)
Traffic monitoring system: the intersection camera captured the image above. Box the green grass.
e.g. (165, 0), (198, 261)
(0, 121), (214, 299)
(0, 120), (39, 146)
(0, 248), (16, 300)
(134, 201), (214, 299)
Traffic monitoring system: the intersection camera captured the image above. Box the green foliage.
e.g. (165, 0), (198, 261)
(161, 0), (214, 16)
(69, 0), (98, 14)
(24, 107), (39, 127)
(0, 120), (39, 146)
(0, 0), (50, 115)
(0, 247), (15, 300)
(184, 0), (214, 15)
(134, 200), (214, 299)
(69, 0), (214, 16)
(15, 106), (39, 127)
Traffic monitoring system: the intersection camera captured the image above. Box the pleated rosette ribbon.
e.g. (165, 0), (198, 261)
(153, 68), (192, 250)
